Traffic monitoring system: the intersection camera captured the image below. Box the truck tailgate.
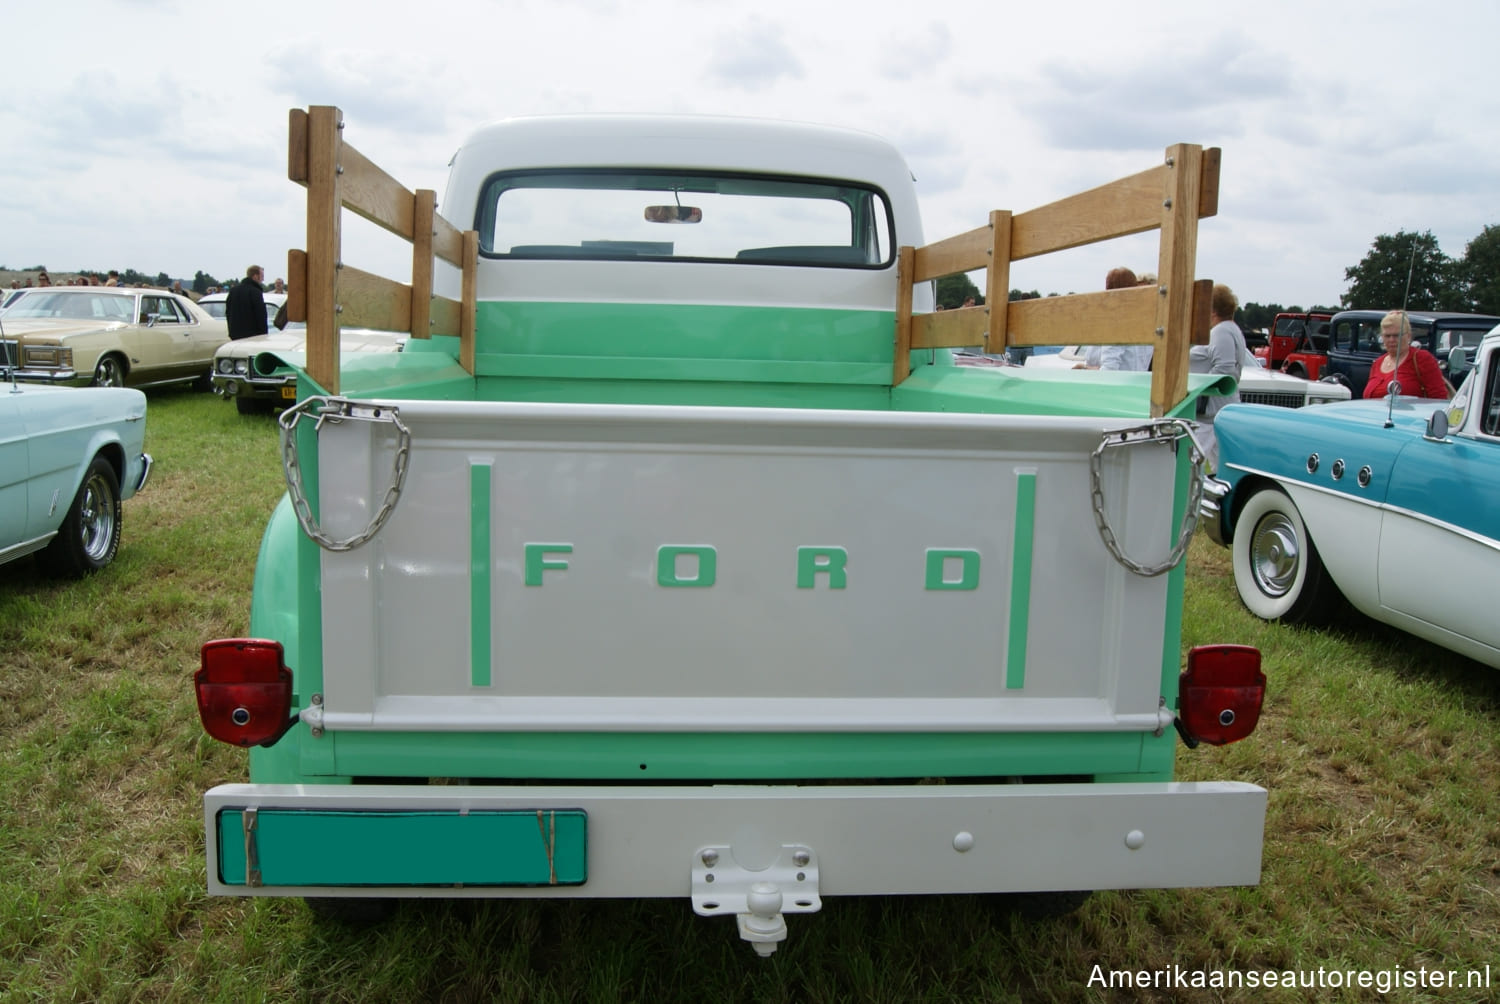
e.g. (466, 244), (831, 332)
(297, 400), (1190, 735)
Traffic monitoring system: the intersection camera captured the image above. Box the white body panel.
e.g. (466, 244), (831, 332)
(311, 401), (1186, 734)
(205, 781), (1267, 899)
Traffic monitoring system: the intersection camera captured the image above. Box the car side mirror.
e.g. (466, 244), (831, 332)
(1425, 408), (1450, 441)
(1448, 346), (1469, 374)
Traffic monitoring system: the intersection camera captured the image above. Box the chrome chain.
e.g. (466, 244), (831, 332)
(1089, 419), (1206, 577)
(278, 396), (411, 552)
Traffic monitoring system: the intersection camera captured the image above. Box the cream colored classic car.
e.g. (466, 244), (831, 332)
(210, 321), (408, 414)
(0, 286), (229, 389)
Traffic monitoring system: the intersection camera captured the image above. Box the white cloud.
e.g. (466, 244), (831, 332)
(0, 0), (1498, 308)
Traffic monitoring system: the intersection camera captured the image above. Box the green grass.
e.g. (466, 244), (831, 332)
(3, 390), (1499, 1002)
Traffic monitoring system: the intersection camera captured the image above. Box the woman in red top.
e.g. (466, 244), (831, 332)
(1363, 310), (1450, 399)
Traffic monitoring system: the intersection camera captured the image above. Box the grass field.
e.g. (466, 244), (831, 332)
(2, 389), (1497, 1002)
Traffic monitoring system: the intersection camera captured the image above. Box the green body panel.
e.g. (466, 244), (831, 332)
(216, 808), (586, 887)
(260, 729), (1157, 782)
(246, 300), (1220, 788)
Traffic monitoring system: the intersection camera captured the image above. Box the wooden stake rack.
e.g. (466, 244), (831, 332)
(895, 143), (1221, 417)
(285, 105), (478, 395)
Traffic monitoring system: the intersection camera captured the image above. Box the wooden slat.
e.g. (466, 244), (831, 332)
(410, 189), (436, 339)
(1010, 165), (1166, 261)
(912, 224), (992, 283)
(1005, 287), (1159, 348)
(429, 296), (464, 339)
(285, 249), (308, 324)
(984, 210), (1012, 354)
(1190, 278), (1212, 345)
(336, 266), (413, 332)
(288, 109), (309, 186)
(340, 142), (416, 241)
(304, 105), (343, 395)
(1198, 148), (1221, 219)
(911, 305), (988, 351)
(1148, 143), (1204, 418)
(892, 245), (915, 384)
(433, 214), (467, 269)
(459, 230), (479, 376)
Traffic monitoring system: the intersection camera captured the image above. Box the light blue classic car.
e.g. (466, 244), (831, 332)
(1201, 325), (1500, 669)
(0, 356), (153, 576)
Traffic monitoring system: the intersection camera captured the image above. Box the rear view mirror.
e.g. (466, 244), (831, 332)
(645, 205), (702, 224)
(1425, 409), (1449, 441)
(1448, 346), (1469, 374)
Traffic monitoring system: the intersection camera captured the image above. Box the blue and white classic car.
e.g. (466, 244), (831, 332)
(0, 354), (153, 576)
(1200, 324), (1500, 669)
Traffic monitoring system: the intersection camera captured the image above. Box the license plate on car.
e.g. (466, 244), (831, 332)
(281, 386), (297, 400)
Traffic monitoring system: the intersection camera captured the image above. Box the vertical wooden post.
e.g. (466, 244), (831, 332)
(304, 105), (344, 395)
(984, 210), (1013, 356)
(893, 245), (915, 385)
(410, 189), (437, 340)
(460, 230), (479, 376)
(1149, 143), (1203, 418)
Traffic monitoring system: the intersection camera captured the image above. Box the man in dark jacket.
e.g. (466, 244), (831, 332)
(225, 265), (268, 339)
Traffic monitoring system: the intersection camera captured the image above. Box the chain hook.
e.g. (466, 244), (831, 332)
(278, 396), (411, 552)
(1089, 419), (1205, 577)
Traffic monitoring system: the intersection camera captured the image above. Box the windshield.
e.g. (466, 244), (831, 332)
(477, 169), (892, 267)
(3, 290), (136, 322)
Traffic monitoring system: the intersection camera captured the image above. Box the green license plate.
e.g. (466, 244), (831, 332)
(218, 807), (588, 887)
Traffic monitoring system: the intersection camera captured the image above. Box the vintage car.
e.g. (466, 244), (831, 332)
(0, 355), (153, 576)
(210, 322), (407, 414)
(1019, 345), (1351, 409)
(196, 290), (287, 326)
(1200, 324), (1500, 669)
(1323, 309), (1500, 392)
(0, 286), (228, 388)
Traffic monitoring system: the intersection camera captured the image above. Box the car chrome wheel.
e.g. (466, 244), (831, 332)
(1248, 511), (1300, 598)
(1231, 487), (1341, 625)
(77, 470), (119, 563)
(93, 355), (125, 387)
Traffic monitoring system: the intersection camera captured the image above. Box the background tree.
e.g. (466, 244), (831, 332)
(1341, 230), (1464, 311)
(1008, 289), (1041, 301)
(193, 270), (221, 295)
(934, 273), (983, 309)
(1461, 224), (1500, 315)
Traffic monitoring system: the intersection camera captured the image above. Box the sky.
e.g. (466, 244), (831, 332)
(2, 0), (1497, 310)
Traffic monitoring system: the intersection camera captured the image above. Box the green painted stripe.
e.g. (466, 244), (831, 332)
(217, 808), (586, 887)
(1006, 470), (1037, 689)
(317, 729), (1147, 781)
(470, 464), (493, 688)
(475, 353), (893, 385)
(476, 301), (896, 365)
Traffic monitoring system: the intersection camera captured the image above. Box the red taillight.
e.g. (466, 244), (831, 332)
(196, 639), (295, 747)
(1177, 644), (1265, 747)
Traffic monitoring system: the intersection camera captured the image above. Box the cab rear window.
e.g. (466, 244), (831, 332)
(476, 169), (892, 268)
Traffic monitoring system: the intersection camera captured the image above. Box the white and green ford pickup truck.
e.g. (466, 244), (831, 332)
(196, 107), (1267, 955)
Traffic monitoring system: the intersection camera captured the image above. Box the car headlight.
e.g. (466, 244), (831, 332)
(23, 345), (71, 367)
(216, 358), (233, 374)
(233, 359), (249, 375)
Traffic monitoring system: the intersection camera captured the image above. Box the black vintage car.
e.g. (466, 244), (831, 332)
(1323, 309), (1500, 392)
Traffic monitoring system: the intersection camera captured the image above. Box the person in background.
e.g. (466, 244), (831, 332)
(104, 270), (120, 286)
(225, 265), (268, 340)
(272, 277), (286, 295)
(1363, 309), (1449, 400)
(37, 269), (52, 287)
(1079, 267), (1153, 371)
(1189, 283), (1247, 470)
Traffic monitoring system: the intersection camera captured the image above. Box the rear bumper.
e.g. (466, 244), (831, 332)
(205, 780), (1266, 898)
